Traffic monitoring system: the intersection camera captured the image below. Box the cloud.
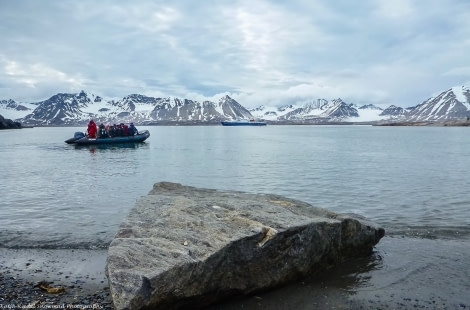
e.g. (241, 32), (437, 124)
(374, 0), (414, 19)
(0, 0), (469, 107)
(0, 57), (89, 100)
(443, 67), (470, 77)
(4, 60), (85, 87)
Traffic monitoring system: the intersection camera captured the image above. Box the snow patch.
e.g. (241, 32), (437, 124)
(452, 86), (469, 103)
(346, 109), (384, 122)
(0, 102), (36, 120)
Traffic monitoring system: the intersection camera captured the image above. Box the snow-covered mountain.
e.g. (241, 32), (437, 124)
(0, 92), (410, 125)
(0, 99), (36, 120)
(1, 85), (469, 125)
(249, 104), (298, 121)
(4, 91), (255, 126)
(249, 85), (470, 122)
(250, 99), (386, 122)
(20, 91), (103, 125)
(146, 95), (252, 122)
(406, 86), (470, 121)
(379, 105), (408, 118)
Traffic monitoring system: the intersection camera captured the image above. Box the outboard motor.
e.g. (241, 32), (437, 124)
(74, 132), (85, 139)
(65, 131), (86, 144)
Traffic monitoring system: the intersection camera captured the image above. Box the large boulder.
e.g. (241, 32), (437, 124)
(106, 182), (385, 310)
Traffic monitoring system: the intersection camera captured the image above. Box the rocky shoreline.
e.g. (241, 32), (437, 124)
(2, 182), (469, 309)
(0, 248), (113, 309)
(0, 271), (113, 309)
(2, 236), (470, 309)
(375, 119), (470, 126)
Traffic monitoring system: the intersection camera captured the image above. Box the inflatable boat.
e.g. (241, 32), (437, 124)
(65, 130), (150, 145)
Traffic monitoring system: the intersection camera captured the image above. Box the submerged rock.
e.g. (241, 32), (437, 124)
(106, 182), (384, 310)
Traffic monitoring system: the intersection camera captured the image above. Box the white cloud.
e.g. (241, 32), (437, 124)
(2, 59), (87, 90)
(106, 4), (181, 33)
(0, 0), (469, 107)
(443, 67), (470, 77)
(374, 0), (414, 19)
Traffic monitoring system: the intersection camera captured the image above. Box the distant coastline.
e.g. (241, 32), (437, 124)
(19, 119), (470, 127)
(375, 119), (470, 127)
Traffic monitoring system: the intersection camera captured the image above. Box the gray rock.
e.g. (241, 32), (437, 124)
(106, 182), (385, 310)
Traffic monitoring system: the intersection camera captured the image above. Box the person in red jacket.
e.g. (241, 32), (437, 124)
(87, 119), (97, 138)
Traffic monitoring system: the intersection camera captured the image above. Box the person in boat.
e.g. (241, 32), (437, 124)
(97, 123), (108, 138)
(116, 123), (124, 137)
(108, 124), (117, 137)
(129, 123), (138, 136)
(122, 123), (129, 136)
(87, 119), (97, 138)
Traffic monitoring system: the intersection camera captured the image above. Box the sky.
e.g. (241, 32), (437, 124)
(1, 0), (470, 108)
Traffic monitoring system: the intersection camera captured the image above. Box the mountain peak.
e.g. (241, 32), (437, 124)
(407, 84), (470, 121)
(220, 95), (233, 101)
(359, 104), (382, 110)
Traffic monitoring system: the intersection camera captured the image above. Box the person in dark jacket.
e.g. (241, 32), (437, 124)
(97, 123), (107, 138)
(108, 124), (117, 137)
(129, 123), (138, 136)
(117, 123), (124, 136)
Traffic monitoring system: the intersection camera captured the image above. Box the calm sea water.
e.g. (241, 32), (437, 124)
(2, 124), (470, 307)
(1, 125), (469, 249)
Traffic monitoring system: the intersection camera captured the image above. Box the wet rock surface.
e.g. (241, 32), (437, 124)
(106, 182), (385, 310)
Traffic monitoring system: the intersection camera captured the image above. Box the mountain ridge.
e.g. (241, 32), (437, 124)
(1, 85), (469, 125)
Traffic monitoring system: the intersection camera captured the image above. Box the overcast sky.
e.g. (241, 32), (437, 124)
(1, 0), (469, 108)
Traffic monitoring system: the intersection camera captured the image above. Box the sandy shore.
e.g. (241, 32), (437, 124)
(1, 237), (470, 309)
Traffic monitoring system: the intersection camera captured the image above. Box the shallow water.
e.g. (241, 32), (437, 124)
(209, 236), (470, 309)
(1, 125), (469, 248)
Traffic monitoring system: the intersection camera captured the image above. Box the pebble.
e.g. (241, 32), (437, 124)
(0, 271), (114, 309)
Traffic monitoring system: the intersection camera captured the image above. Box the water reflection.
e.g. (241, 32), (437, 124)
(72, 142), (149, 153)
(304, 250), (385, 292)
(207, 249), (385, 310)
(210, 237), (470, 309)
(385, 225), (470, 240)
